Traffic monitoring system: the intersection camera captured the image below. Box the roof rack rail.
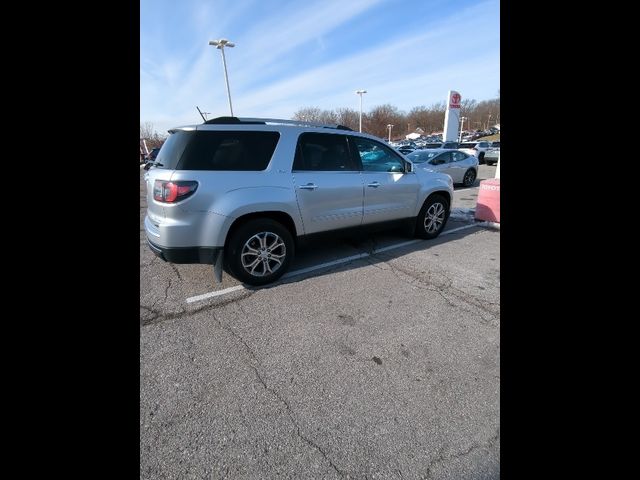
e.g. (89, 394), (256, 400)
(203, 116), (353, 131)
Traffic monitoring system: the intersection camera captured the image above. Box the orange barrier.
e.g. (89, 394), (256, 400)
(475, 179), (500, 223)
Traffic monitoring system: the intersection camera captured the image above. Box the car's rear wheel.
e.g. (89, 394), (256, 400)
(415, 194), (449, 239)
(463, 169), (476, 187)
(226, 219), (294, 286)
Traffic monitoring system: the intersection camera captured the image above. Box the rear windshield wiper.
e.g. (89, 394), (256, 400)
(144, 161), (164, 170)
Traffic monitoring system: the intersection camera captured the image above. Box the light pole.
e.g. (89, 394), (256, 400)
(209, 38), (236, 116)
(355, 89), (367, 132)
(387, 124), (394, 142)
(459, 116), (467, 142)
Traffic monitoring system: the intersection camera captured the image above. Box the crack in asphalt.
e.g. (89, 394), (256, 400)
(140, 256), (159, 268)
(169, 263), (183, 281)
(366, 254), (499, 326)
(140, 290), (255, 326)
(424, 429), (500, 479)
(213, 310), (346, 478)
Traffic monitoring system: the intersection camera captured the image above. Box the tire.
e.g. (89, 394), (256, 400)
(226, 219), (294, 286)
(415, 194), (450, 239)
(462, 168), (476, 187)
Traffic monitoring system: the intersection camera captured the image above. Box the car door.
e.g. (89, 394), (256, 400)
(448, 151), (470, 183)
(291, 132), (364, 234)
(426, 151), (455, 178)
(349, 136), (420, 224)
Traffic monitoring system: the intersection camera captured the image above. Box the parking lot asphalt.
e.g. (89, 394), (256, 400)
(140, 164), (500, 479)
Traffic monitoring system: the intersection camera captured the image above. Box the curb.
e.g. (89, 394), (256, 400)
(477, 221), (500, 230)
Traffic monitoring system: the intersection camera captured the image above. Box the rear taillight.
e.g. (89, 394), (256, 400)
(153, 180), (198, 203)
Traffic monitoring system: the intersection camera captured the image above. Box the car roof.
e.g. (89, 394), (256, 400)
(169, 117), (390, 142)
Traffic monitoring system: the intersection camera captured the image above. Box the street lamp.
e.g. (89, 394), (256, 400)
(355, 89), (367, 132)
(387, 124), (394, 142)
(459, 116), (467, 142)
(209, 38), (236, 116)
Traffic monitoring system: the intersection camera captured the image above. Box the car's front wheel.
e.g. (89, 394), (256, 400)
(226, 219), (294, 286)
(415, 194), (449, 239)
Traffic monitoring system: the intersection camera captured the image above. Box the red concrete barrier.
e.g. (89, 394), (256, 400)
(475, 179), (500, 223)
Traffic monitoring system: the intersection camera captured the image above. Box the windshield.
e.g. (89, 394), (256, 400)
(406, 150), (439, 164)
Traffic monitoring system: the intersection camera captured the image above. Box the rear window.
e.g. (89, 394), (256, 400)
(155, 130), (280, 171)
(153, 131), (192, 169)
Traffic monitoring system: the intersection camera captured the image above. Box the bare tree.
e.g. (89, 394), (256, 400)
(140, 122), (167, 149)
(291, 95), (499, 138)
(292, 107), (323, 122)
(335, 108), (359, 131)
(366, 104), (405, 139)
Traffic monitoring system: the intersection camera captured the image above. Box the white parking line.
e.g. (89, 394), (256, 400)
(186, 285), (245, 303)
(184, 223), (487, 304)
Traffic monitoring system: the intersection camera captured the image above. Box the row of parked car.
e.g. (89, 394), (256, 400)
(393, 140), (500, 165)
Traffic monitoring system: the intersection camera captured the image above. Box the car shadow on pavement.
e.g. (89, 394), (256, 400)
(244, 221), (494, 292)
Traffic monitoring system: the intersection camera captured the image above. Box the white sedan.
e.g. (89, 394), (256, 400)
(406, 149), (478, 187)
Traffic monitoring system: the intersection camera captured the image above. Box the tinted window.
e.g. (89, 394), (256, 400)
(442, 142), (458, 149)
(451, 151), (468, 162)
(429, 152), (451, 165)
(351, 137), (405, 172)
(407, 150), (439, 164)
(478, 142), (489, 147)
(491, 141), (500, 147)
(293, 133), (355, 171)
(175, 131), (280, 171)
(153, 131), (193, 169)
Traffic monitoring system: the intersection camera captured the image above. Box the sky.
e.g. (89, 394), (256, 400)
(140, 0), (500, 134)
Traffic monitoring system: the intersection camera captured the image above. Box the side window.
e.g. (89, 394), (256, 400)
(451, 151), (467, 162)
(293, 133), (356, 171)
(177, 131), (280, 171)
(430, 152), (451, 165)
(351, 137), (406, 173)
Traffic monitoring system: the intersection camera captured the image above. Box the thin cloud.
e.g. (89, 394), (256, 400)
(141, 0), (499, 133)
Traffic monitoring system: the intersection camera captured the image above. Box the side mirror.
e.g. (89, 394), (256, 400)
(144, 163), (152, 171)
(405, 161), (413, 173)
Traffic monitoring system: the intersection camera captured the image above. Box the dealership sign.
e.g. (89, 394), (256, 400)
(449, 91), (461, 109)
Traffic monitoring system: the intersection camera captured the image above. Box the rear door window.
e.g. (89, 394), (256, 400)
(293, 133), (356, 171)
(451, 151), (468, 162)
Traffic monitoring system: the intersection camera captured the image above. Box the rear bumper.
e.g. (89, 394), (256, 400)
(147, 238), (220, 265)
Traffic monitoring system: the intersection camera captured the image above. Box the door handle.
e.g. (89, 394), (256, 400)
(367, 182), (380, 188)
(299, 183), (318, 190)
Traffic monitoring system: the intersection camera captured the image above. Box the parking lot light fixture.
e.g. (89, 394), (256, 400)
(209, 39), (236, 116)
(459, 116), (467, 142)
(355, 89), (367, 132)
(387, 124), (394, 142)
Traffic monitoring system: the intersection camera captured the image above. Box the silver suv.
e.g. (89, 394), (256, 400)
(144, 117), (454, 285)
